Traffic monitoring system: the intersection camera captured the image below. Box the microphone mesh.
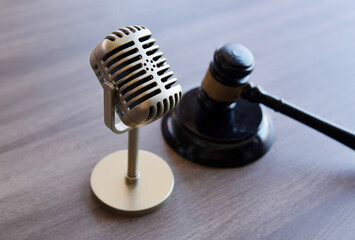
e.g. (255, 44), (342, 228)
(90, 25), (182, 127)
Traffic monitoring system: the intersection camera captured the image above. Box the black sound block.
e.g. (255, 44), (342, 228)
(161, 87), (274, 168)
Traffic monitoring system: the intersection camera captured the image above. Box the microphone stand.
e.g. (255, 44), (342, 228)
(242, 83), (355, 150)
(90, 126), (174, 215)
(126, 128), (140, 183)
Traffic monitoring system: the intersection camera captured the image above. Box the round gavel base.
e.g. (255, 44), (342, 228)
(162, 88), (274, 168)
(90, 150), (174, 216)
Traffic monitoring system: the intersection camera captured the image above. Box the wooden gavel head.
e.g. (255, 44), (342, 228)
(201, 43), (255, 104)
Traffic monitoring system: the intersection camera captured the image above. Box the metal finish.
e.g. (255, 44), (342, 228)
(90, 150), (174, 216)
(90, 25), (182, 132)
(89, 26), (181, 215)
(102, 81), (130, 133)
(126, 128), (140, 183)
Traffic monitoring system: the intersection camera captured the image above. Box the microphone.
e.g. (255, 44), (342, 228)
(90, 25), (182, 133)
(89, 25), (182, 215)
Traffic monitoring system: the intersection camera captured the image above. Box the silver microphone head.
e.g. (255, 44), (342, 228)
(90, 25), (182, 131)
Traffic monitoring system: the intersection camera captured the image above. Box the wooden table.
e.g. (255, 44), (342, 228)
(1, 0), (354, 239)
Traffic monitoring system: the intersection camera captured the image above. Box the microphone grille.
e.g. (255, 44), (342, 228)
(90, 26), (182, 128)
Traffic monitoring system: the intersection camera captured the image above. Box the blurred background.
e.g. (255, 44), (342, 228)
(2, 0), (355, 125)
(0, 0), (354, 239)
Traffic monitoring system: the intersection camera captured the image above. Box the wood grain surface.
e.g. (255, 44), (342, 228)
(0, 0), (354, 239)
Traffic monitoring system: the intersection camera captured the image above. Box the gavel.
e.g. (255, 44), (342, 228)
(162, 43), (355, 168)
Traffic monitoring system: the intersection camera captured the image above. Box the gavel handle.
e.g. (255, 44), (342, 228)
(242, 83), (355, 150)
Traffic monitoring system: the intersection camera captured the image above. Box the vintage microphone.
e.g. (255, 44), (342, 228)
(89, 25), (182, 215)
(162, 43), (354, 168)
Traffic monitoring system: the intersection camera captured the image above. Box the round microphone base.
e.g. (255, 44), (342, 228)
(162, 87), (274, 168)
(90, 150), (174, 216)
